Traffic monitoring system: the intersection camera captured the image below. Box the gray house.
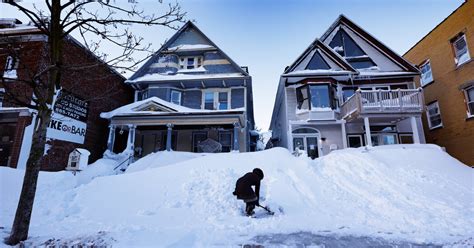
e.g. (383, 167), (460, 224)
(269, 15), (425, 158)
(101, 21), (256, 161)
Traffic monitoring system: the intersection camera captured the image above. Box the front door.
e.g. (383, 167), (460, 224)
(293, 136), (319, 159)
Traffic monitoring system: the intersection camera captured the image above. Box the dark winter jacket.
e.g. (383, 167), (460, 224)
(233, 172), (261, 200)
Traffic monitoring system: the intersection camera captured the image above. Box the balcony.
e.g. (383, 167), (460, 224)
(340, 89), (424, 120)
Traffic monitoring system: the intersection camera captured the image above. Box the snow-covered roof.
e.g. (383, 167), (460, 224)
(75, 148), (91, 156)
(101, 96), (244, 119)
(0, 25), (40, 35)
(166, 44), (215, 52)
(126, 72), (245, 83)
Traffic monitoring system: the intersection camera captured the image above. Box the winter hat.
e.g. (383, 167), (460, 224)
(253, 168), (264, 180)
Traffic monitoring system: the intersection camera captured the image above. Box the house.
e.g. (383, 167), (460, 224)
(403, 1), (473, 166)
(269, 15), (425, 158)
(0, 19), (134, 171)
(101, 21), (256, 162)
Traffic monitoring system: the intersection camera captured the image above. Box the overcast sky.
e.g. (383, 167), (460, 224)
(1, 0), (464, 130)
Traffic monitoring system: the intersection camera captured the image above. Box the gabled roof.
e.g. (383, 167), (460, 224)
(283, 39), (358, 77)
(128, 21), (249, 82)
(320, 15), (419, 73)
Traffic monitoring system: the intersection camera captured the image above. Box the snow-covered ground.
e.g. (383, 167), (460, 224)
(1, 144), (473, 247)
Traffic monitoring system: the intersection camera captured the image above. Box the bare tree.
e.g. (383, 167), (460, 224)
(1, 0), (185, 245)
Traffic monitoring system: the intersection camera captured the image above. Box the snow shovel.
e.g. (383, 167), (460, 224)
(257, 204), (275, 215)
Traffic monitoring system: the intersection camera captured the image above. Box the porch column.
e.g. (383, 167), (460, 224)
(233, 122), (240, 152)
(106, 125), (116, 152)
(166, 123), (173, 151)
(127, 124), (136, 153)
(341, 121), (347, 148)
(364, 117), (372, 146)
(410, 116), (421, 144)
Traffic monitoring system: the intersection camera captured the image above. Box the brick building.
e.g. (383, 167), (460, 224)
(403, 0), (473, 166)
(0, 19), (134, 171)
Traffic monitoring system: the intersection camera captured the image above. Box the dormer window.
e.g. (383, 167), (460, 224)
(179, 56), (203, 70)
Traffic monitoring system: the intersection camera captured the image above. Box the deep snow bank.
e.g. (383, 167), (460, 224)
(0, 144), (472, 247)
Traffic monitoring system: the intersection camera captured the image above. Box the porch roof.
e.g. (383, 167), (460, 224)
(109, 112), (245, 127)
(101, 96), (245, 120)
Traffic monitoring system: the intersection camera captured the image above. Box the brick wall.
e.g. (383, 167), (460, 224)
(403, 1), (474, 166)
(1, 33), (134, 171)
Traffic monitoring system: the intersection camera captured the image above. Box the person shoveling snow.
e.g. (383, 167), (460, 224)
(233, 168), (274, 216)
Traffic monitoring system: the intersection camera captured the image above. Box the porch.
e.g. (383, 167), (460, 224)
(103, 112), (247, 167)
(340, 88), (424, 120)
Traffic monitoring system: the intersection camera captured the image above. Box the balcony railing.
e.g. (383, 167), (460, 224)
(340, 88), (424, 119)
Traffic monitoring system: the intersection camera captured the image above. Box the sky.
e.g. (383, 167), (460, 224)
(1, 0), (465, 130)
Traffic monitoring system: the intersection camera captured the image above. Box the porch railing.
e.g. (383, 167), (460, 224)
(340, 88), (424, 119)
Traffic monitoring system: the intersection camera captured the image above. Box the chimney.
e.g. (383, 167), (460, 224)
(241, 66), (249, 74)
(0, 19), (22, 29)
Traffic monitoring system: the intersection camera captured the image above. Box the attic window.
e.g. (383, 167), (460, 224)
(306, 50), (330, 70)
(328, 28), (376, 69)
(179, 56), (203, 70)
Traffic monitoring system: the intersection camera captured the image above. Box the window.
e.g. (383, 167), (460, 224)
(204, 92), (214, 110)
(218, 92), (228, 110)
(451, 33), (470, 66)
(0, 89), (4, 108)
(3, 55), (18, 79)
(170, 90), (181, 105)
(328, 29), (376, 69)
(203, 90), (230, 110)
(306, 50), (330, 70)
(310, 85), (330, 109)
(179, 56), (203, 70)
(426, 101), (443, 129)
(419, 60), (433, 86)
(296, 86), (310, 109)
(464, 86), (474, 117)
(219, 131), (232, 152)
(347, 135), (363, 148)
(296, 84), (334, 110)
(342, 87), (356, 102)
(142, 90), (148, 100)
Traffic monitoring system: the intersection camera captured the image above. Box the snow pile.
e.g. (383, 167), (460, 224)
(1, 145), (472, 247)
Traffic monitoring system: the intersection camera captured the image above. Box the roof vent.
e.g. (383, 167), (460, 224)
(240, 66), (249, 74)
(0, 19), (22, 29)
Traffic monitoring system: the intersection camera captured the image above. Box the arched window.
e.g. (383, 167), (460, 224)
(292, 127), (319, 134)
